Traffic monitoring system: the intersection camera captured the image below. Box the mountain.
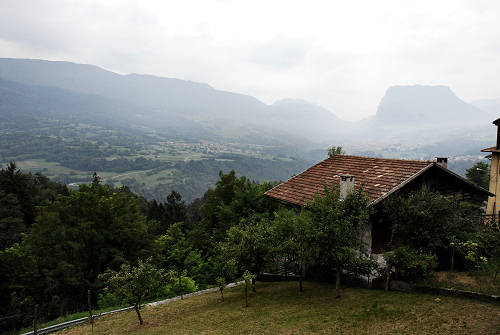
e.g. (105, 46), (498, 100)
(0, 58), (497, 170)
(0, 58), (267, 121)
(375, 85), (489, 126)
(0, 58), (334, 147)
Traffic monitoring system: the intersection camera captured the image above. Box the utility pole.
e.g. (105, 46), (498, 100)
(33, 304), (38, 335)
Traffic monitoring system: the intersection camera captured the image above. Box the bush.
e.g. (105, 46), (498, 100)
(98, 288), (124, 309)
(157, 275), (198, 298)
(385, 246), (437, 282)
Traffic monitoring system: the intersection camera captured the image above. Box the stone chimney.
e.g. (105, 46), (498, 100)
(436, 157), (448, 169)
(339, 174), (355, 199)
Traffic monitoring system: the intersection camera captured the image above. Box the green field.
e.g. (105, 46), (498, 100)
(58, 281), (500, 335)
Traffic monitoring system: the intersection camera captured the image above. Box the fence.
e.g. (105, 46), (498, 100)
(18, 281), (243, 335)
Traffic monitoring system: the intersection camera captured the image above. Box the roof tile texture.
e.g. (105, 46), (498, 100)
(264, 155), (432, 206)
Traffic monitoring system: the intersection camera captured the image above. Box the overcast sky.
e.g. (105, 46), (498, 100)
(0, 0), (499, 121)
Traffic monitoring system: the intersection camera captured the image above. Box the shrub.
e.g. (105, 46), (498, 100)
(385, 246), (437, 282)
(158, 275), (198, 298)
(97, 288), (124, 309)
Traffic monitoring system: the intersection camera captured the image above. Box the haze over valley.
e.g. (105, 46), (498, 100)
(0, 58), (496, 201)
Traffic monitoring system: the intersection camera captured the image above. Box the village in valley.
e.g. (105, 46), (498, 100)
(1, 1), (500, 334)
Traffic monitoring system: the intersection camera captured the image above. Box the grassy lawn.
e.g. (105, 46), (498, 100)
(58, 281), (500, 335)
(421, 271), (500, 296)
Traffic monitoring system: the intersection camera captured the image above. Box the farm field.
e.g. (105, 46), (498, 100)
(58, 281), (500, 335)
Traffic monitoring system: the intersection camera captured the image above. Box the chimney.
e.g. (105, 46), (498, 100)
(436, 157), (448, 169)
(339, 174), (355, 199)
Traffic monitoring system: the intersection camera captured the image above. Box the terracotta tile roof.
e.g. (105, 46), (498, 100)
(264, 155), (433, 206)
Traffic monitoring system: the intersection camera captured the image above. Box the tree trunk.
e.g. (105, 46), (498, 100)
(299, 267), (304, 292)
(335, 264), (341, 298)
(251, 277), (256, 293)
(88, 290), (94, 335)
(450, 249), (455, 272)
(385, 268), (390, 291)
(179, 272), (183, 300)
(134, 303), (143, 325)
(245, 284), (249, 307)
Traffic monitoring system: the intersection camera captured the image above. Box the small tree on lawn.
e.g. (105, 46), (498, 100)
(212, 243), (237, 302)
(273, 209), (319, 292)
(221, 215), (274, 292)
(307, 184), (370, 298)
(99, 257), (167, 325)
(216, 276), (226, 301)
(242, 270), (256, 307)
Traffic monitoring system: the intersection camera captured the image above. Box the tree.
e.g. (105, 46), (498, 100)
(91, 172), (102, 186)
(382, 189), (481, 254)
(16, 184), (152, 319)
(466, 161), (490, 190)
(242, 270), (256, 307)
(216, 276), (226, 301)
(155, 222), (200, 300)
(0, 190), (25, 250)
(192, 171), (278, 255)
(327, 146), (345, 157)
(307, 184), (370, 298)
(220, 215), (274, 292)
(99, 258), (167, 325)
(273, 209), (319, 292)
(163, 191), (187, 230)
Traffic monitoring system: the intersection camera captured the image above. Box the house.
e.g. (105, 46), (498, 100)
(264, 154), (492, 255)
(481, 117), (500, 216)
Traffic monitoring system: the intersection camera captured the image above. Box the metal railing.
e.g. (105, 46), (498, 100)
(19, 281), (243, 335)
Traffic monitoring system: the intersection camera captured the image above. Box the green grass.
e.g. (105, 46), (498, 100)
(420, 271), (500, 296)
(19, 305), (126, 334)
(58, 281), (500, 335)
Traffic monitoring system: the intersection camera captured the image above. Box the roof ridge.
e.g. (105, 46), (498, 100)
(328, 154), (433, 163)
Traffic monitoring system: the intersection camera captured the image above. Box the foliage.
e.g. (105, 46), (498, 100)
(158, 275), (198, 298)
(97, 289), (124, 309)
(307, 184), (371, 297)
(99, 257), (168, 325)
(155, 221), (201, 299)
(474, 226), (500, 278)
(384, 246), (437, 282)
(216, 276), (226, 301)
(345, 255), (380, 279)
(0, 182), (153, 331)
(272, 209), (319, 291)
(382, 189), (482, 268)
(327, 146), (345, 157)
(146, 191), (187, 235)
(0, 162), (68, 249)
(242, 270), (256, 307)
(465, 161), (490, 190)
(220, 215), (274, 291)
(192, 170), (278, 254)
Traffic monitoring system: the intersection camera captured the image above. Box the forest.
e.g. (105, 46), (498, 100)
(0, 162), (499, 333)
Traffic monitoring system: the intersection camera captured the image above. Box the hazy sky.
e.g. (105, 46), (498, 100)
(1, 0), (499, 121)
